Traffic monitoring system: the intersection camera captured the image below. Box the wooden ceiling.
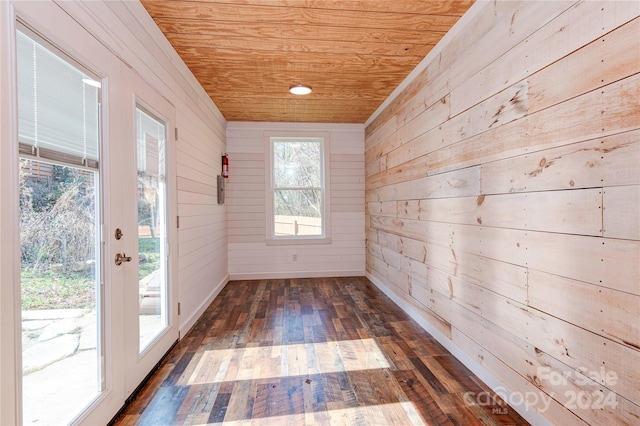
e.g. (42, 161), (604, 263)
(140, 0), (474, 123)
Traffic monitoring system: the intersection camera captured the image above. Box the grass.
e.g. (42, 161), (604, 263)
(138, 237), (161, 279)
(138, 237), (159, 253)
(21, 237), (161, 310)
(21, 269), (95, 311)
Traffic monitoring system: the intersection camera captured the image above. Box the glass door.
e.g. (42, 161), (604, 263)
(16, 24), (104, 426)
(7, 2), (177, 423)
(122, 73), (178, 395)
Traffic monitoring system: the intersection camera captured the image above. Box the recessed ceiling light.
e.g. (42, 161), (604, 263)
(289, 84), (312, 95)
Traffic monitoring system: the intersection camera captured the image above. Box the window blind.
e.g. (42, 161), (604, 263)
(17, 28), (100, 168)
(136, 107), (166, 176)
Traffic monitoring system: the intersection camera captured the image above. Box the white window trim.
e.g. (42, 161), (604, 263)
(265, 131), (331, 245)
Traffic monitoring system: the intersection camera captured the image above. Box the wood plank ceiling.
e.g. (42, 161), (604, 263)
(140, 0), (475, 123)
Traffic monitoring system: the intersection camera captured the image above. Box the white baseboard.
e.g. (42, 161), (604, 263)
(179, 274), (230, 337)
(229, 270), (365, 281)
(365, 272), (551, 426)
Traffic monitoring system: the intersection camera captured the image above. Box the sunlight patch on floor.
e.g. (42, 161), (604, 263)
(185, 338), (391, 385)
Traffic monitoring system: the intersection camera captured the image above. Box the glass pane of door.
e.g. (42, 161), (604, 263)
(136, 107), (168, 352)
(17, 27), (102, 425)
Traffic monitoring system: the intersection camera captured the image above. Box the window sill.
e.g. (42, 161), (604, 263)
(266, 236), (332, 246)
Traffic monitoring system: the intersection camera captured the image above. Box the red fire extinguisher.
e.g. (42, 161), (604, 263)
(222, 153), (229, 178)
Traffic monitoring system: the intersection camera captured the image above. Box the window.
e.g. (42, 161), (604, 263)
(267, 135), (330, 244)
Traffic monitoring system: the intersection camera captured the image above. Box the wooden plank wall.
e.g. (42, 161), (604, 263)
(175, 105), (228, 335)
(364, 1), (640, 424)
(226, 122), (365, 279)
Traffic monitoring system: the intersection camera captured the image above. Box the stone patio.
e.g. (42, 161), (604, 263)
(22, 308), (98, 425)
(22, 308), (94, 375)
(21, 308), (163, 424)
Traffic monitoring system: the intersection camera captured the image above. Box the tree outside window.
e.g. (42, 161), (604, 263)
(271, 137), (326, 239)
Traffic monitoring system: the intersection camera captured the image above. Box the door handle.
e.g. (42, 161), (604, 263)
(115, 252), (132, 266)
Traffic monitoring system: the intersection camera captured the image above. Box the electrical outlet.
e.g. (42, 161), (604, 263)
(292, 254), (297, 261)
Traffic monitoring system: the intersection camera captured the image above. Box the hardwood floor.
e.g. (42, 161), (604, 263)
(112, 277), (529, 425)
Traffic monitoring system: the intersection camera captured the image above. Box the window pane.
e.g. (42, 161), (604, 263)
(273, 140), (321, 188)
(20, 160), (101, 424)
(274, 189), (322, 236)
(136, 107), (168, 351)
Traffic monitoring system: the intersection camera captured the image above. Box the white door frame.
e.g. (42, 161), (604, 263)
(0, 2), (21, 424)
